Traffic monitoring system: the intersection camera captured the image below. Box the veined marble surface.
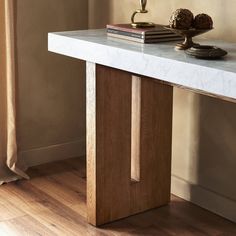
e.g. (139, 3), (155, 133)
(48, 29), (236, 101)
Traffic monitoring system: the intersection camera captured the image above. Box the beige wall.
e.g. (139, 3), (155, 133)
(89, 0), (236, 221)
(94, 0), (236, 42)
(16, 0), (88, 165)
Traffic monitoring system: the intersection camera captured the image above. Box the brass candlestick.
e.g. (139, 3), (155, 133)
(131, 0), (155, 28)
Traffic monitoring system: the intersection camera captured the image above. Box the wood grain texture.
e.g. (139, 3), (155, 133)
(131, 76), (141, 182)
(0, 157), (235, 235)
(87, 64), (173, 226)
(86, 61), (97, 225)
(130, 76), (173, 214)
(88, 64), (133, 226)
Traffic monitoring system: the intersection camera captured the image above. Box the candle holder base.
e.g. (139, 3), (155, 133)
(131, 22), (155, 28)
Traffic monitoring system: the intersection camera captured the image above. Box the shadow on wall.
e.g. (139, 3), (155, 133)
(89, 0), (111, 28)
(190, 95), (236, 221)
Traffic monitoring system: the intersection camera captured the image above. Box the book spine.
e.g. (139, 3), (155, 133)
(107, 33), (182, 44)
(145, 34), (183, 39)
(107, 29), (144, 39)
(107, 33), (144, 43)
(144, 37), (183, 43)
(107, 24), (145, 35)
(107, 29), (183, 40)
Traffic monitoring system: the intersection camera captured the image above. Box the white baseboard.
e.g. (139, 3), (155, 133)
(19, 138), (86, 167)
(171, 175), (236, 223)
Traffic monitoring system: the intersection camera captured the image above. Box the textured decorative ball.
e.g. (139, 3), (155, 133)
(169, 9), (194, 30)
(193, 14), (213, 29)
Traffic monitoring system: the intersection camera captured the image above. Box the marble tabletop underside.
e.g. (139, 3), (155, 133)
(48, 29), (236, 101)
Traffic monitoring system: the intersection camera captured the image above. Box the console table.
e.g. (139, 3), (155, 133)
(48, 29), (236, 226)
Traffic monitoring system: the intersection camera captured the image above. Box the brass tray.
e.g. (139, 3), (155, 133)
(185, 45), (228, 59)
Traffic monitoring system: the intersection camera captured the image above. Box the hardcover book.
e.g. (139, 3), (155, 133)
(107, 24), (171, 36)
(107, 33), (182, 44)
(107, 29), (182, 39)
(107, 24), (183, 44)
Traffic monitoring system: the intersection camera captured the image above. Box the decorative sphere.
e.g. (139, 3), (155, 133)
(169, 9), (194, 30)
(193, 14), (213, 29)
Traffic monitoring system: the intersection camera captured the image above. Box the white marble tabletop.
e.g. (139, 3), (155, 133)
(48, 29), (236, 101)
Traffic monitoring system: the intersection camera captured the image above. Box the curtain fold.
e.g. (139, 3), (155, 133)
(0, 0), (28, 185)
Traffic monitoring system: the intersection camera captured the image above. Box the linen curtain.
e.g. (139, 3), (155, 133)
(0, 0), (28, 184)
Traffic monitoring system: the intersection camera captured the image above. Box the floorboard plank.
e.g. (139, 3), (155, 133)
(0, 156), (234, 235)
(0, 215), (55, 236)
(0, 202), (26, 222)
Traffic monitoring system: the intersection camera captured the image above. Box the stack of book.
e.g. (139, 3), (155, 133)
(107, 24), (183, 44)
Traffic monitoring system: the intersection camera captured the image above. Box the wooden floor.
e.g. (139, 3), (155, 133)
(0, 157), (235, 235)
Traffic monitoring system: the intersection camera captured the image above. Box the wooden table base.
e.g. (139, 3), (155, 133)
(86, 62), (173, 226)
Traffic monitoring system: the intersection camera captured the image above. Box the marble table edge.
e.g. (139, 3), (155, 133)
(48, 30), (236, 102)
